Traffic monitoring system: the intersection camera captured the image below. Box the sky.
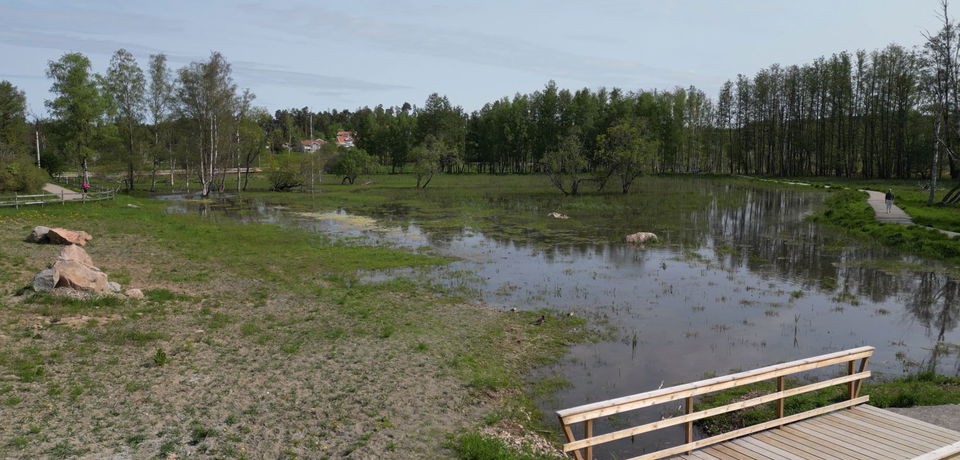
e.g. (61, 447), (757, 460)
(0, 0), (946, 117)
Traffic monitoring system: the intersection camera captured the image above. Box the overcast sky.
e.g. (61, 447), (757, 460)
(0, 0), (945, 116)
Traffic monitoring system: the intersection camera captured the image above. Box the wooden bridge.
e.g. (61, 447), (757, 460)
(557, 347), (960, 460)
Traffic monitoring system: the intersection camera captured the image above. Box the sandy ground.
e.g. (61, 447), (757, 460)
(885, 404), (960, 432)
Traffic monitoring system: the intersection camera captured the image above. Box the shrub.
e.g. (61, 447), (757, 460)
(0, 157), (48, 193)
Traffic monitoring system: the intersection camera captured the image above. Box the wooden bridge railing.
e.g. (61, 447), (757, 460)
(556, 346), (875, 460)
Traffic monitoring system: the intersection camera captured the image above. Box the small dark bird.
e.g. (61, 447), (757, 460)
(532, 315), (546, 326)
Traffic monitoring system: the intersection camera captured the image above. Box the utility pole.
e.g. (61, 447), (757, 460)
(35, 129), (41, 168)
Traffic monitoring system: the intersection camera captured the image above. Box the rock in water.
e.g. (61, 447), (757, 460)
(108, 281), (122, 293)
(26, 226), (50, 243)
(547, 212), (570, 219)
(53, 260), (110, 293)
(625, 232), (658, 244)
(33, 268), (59, 292)
(47, 228), (93, 246)
(57, 244), (94, 267)
(125, 288), (145, 299)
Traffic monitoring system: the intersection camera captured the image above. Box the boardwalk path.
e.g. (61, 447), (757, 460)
(862, 189), (960, 238)
(863, 190), (914, 225)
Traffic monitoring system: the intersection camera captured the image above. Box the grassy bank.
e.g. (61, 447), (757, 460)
(812, 188), (960, 264)
(695, 371), (960, 436)
(0, 195), (585, 458)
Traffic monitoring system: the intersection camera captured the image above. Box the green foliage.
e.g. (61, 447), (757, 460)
(0, 157), (48, 193)
(153, 348), (169, 366)
(267, 153), (305, 191)
(0, 80), (28, 155)
(544, 134), (590, 196)
(329, 147), (377, 184)
(411, 135), (445, 189)
(45, 52), (109, 162)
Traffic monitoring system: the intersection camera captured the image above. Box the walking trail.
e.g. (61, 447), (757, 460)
(862, 189), (960, 238)
(42, 183), (84, 201)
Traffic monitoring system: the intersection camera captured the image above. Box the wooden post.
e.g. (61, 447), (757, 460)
(854, 356), (870, 397)
(14, 193), (18, 209)
(558, 416), (585, 460)
(777, 376), (785, 427)
(847, 361), (856, 405)
(585, 419), (593, 460)
(685, 396), (694, 449)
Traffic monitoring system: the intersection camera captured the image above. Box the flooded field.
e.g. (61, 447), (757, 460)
(158, 177), (960, 457)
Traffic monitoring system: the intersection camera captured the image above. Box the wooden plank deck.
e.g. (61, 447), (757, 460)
(670, 405), (960, 460)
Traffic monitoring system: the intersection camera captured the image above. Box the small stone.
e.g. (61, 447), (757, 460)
(625, 232), (658, 245)
(547, 212), (570, 219)
(108, 281), (122, 292)
(33, 268), (59, 292)
(127, 203), (140, 208)
(26, 226), (50, 243)
(125, 288), (145, 299)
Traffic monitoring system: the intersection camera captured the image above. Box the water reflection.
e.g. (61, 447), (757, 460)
(159, 179), (960, 457)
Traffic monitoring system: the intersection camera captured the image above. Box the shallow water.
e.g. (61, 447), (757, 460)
(159, 178), (960, 457)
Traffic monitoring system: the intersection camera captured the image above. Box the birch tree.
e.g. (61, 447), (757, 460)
(175, 52), (237, 197)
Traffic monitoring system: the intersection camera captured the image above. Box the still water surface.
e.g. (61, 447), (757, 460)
(158, 179), (959, 457)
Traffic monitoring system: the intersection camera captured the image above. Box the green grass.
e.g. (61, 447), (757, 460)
(813, 189), (960, 263)
(454, 432), (564, 460)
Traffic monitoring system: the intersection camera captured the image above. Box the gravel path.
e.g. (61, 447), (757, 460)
(862, 189), (960, 238)
(42, 183), (84, 200)
(885, 404), (960, 431)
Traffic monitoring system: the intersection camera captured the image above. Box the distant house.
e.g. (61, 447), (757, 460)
(336, 131), (355, 148)
(301, 138), (327, 153)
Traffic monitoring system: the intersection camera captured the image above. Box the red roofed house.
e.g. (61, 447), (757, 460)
(301, 138), (327, 153)
(336, 131), (355, 148)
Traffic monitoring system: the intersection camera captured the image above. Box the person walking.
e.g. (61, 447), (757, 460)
(885, 189), (894, 214)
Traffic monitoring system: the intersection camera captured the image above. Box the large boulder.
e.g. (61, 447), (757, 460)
(47, 228), (93, 246)
(625, 232), (658, 245)
(33, 269), (59, 292)
(26, 226), (50, 243)
(53, 260), (110, 293)
(57, 244), (94, 267)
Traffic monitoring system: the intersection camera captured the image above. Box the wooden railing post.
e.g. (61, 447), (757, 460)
(685, 396), (693, 449)
(777, 376), (785, 427)
(847, 360), (856, 403)
(14, 193), (18, 209)
(855, 356), (870, 397)
(585, 419), (593, 460)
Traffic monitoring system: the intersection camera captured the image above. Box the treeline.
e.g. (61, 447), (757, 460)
(3, 7), (960, 195)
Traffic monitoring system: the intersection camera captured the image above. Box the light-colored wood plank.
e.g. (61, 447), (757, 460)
(843, 409), (956, 444)
(788, 422), (902, 460)
(723, 439), (774, 460)
(624, 397), (868, 460)
(780, 424), (886, 460)
(852, 407), (960, 442)
(753, 431), (832, 460)
(697, 445), (742, 460)
(816, 414), (930, 455)
(708, 443), (755, 460)
(799, 418), (916, 459)
(735, 437), (807, 460)
(832, 411), (949, 448)
(562, 372), (871, 452)
(860, 405), (960, 438)
(558, 347), (875, 423)
(912, 440), (960, 460)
